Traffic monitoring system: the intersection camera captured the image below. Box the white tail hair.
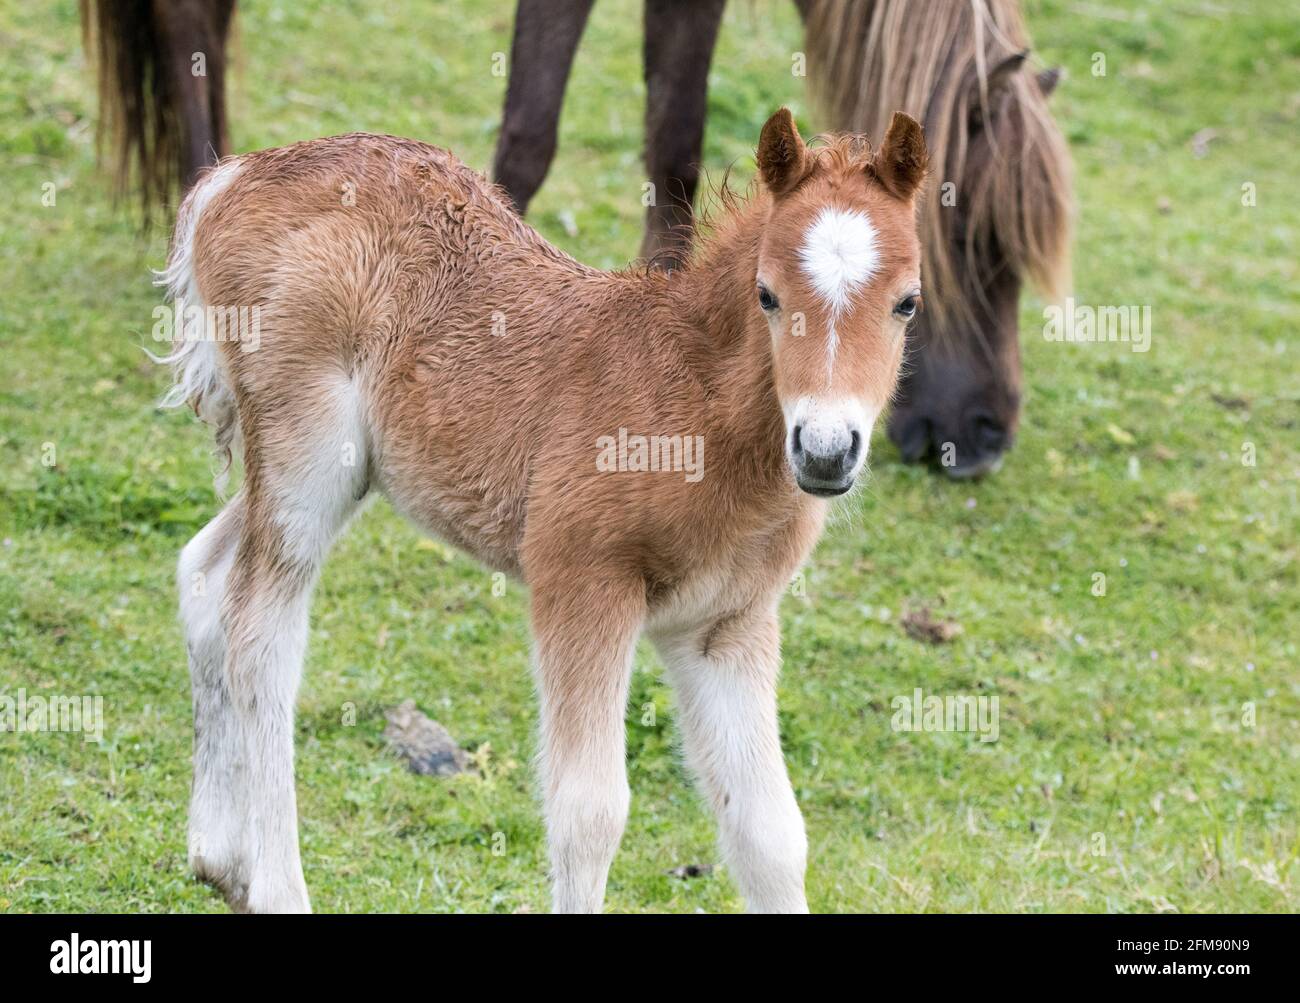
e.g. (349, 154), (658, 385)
(152, 159), (243, 493)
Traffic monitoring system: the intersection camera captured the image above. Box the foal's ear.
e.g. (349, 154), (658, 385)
(872, 111), (929, 201)
(757, 108), (809, 197)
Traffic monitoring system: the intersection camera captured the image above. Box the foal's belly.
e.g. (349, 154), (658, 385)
(371, 400), (532, 578)
(381, 475), (527, 576)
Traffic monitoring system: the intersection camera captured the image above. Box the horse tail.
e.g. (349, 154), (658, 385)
(80, 0), (236, 219)
(80, 0), (178, 215)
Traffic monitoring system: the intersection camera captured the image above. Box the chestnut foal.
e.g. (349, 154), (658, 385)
(161, 109), (927, 913)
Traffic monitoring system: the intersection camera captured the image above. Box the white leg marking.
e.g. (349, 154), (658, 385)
(541, 718), (632, 914)
(223, 380), (370, 914)
(227, 587), (314, 914)
(179, 498), (248, 901)
(533, 588), (641, 913)
(654, 608), (809, 913)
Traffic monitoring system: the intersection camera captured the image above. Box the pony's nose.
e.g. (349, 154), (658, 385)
(791, 422), (862, 495)
(970, 411), (1008, 456)
(893, 415), (932, 464)
(935, 410), (1008, 479)
(940, 411), (1011, 479)
(888, 408), (1010, 479)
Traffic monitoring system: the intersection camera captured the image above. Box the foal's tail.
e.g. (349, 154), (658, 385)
(152, 160), (244, 493)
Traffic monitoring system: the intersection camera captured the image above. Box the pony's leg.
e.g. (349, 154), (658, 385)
(220, 378), (369, 913)
(530, 574), (644, 912)
(150, 0), (232, 189)
(491, 0), (596, 214)
(640, 0), (726, 268)
(653, 604), (809, 912)
(178, 492), (248, 905)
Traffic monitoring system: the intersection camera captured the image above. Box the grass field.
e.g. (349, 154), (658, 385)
(1, 0), (1297, 913)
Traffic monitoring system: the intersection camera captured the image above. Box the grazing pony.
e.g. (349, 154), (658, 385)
(159, 109), (928, 912)
(804, 0), (1072, 477)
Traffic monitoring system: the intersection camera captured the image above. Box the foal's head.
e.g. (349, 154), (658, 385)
(752, 109), (927, 497)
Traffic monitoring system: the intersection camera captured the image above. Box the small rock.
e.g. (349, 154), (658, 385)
(383, 699), (474, 777)
(1189, 127), (1218, 158)
(1210, 393), (1249, 411)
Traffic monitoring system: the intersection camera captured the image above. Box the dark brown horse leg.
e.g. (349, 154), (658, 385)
(150, 0), (235, 190)
(492, 0), (596, 215)
(640, 0), (726, 268)
(207, 0), (236, 169)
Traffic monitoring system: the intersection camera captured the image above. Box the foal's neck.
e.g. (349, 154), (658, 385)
(660, 196), (790, 487)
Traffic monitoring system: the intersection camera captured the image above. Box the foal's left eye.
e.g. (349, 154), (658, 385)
(894, 294), (921, 319)
(758, 284), (780, 312)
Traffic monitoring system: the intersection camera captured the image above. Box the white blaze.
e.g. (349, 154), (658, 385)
(798, 207), (880, 385)
(799, 207), (880, 315)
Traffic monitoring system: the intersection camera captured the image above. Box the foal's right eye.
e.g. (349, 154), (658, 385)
(758, 284), (780, 312)
(894, 293), (921, 319)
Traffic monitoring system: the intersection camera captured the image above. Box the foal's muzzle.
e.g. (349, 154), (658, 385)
(790, 420), (864, 497)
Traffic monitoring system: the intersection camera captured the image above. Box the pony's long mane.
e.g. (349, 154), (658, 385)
(805, 0), (1072, 328)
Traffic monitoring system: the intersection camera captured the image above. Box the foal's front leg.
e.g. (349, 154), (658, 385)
(530, 575), (644, 913)
(653, 603), (809, 912)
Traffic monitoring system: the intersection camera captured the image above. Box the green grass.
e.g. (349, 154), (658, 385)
(1, 0), (1296, 913)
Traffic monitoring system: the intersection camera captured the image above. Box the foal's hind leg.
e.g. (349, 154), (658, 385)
(528, 572), (645, 912)
(179, 493), (248, 904)
(652, 603), (809, 912)
(219, 378), (369, 913)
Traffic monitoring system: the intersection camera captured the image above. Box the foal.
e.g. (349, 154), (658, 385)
(162, 108), (927, 913)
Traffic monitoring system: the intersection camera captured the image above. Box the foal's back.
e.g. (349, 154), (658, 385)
(188, 134), (623, 572)
(194, 132), (584, 379)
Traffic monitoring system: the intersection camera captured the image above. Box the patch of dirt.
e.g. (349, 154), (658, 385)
(1210, 393), (1249, 411)
(901, 605), (963, 644)
(666, 864), (714, 880)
